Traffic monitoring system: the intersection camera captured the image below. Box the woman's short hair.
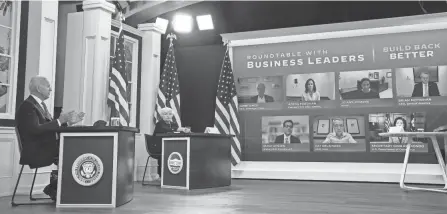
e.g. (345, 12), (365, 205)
(393, 117), (407, 131)
(304, 78), (317, 93)
(159, 107), (173, 116)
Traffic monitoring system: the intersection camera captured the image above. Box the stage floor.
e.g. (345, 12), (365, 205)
(0, 179), (446, 214)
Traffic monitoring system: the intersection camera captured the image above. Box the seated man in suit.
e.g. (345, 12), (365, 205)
(274, 120), (301, 144)
(412, 72), (440, 97)
(15, 76), (84, 201)
(322, 118), (357, 144)
(251, 83), (274, 103)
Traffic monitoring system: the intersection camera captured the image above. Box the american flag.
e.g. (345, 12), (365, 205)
(384, 113), (391, 132)
(154, 40), (181, 126)
(213, 48), (241, 165)
(107, 24), (129, 126)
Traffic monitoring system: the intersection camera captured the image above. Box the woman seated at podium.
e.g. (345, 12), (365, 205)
(388, 117), (408, 144)
(153, 107), (191, 180)
(155, 107), (190, 133)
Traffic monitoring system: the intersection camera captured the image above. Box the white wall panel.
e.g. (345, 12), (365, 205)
(0, 130), (15, 197)
(0, 128), (52, 197)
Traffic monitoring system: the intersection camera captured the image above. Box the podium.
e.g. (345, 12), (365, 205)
(56, 126), (139, 208)
(156, 133), (232, 190)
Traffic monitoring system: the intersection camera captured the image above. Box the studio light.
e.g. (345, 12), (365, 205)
(172, 14), (193, 33)
(196, 14), (214, 30)
(155, 17), (169, 34)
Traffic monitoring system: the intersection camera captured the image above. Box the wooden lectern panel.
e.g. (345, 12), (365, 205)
(57, 134), (117, 207)
(162, 138), (189, 189)
(159, 133), (232, 190)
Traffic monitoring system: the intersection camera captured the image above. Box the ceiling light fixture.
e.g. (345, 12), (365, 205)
(155, 17), (169, 34)
(172, 14), (193, 33)
(196, 14), (214, 30)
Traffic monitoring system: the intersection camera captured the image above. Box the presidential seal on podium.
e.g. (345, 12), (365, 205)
(72, 153), (104, 186)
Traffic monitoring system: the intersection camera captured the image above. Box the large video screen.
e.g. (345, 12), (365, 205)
(232, 28), (447, 163)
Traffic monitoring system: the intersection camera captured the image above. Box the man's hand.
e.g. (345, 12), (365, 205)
(69, 112), (85, 125)
(183, 127), (191, 133)
(58, 111), (76, 124)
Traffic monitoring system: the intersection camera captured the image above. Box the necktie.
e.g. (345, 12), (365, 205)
(42, 101), (59, 139)
(41, 102), (52, 119)
(423, 84), (428, 97)
(285, 137), (290, 144)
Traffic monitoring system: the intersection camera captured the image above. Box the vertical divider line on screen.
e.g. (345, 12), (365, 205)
(309, 115), (315, 152)
(282, 75), (287, 109)
(364, 114), (371, 153)
(334, 71), (341, 104)
(391, 68), (398, 101)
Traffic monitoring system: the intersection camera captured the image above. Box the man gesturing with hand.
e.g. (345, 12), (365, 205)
(15, 76), (85, 201)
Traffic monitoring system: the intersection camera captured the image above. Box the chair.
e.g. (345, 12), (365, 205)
(141, 134), (161, 186)
(11, 127), (53, 207)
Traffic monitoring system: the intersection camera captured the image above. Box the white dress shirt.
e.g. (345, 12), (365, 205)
(31, 95), (61, 126)
(284, 134), (291, 144)
(423, 83), (429, 97)
(257, 96), (266, 103)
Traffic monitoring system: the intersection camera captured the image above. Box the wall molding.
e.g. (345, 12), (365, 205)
(0, 127), (52, 197)
(0, 169), (51, 197)
(0, 184), (47, 198)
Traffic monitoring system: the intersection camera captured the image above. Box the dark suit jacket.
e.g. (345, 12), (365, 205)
(152, 120), (179, 159)
(250, 95), (274, 103)
(274, 134), (301, 144)
(412, 82), (440, 97)
(154, 120), (179, 134)
(15, 96), (65, 168)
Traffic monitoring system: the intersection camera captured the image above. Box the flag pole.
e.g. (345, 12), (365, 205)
(119, 12), (130, 127)
(220, 39), (232, 133)
(213, 39), (241, 165)
(119, 12), (124, 34)
(154, 32), (182, 127)
(108, 12), (124, 126)
(223, 39), (230, 47)
(219, 41), (228, 76)
(167, 33), (177, 46)
(223, 39), (231, 55)
(107, 11), (131, 127)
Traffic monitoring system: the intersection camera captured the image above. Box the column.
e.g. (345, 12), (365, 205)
(55, 2), (81, 113)
(25, 0), (59, 115)
(136, 23), (164, 181)
(62, 0), (115, 126)
(137, 23), (165, 134)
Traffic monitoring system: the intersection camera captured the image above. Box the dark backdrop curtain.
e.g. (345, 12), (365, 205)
(162, 44), (225, 132)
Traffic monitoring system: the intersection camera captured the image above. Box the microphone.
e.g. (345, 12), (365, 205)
(93, 120), (107, 127)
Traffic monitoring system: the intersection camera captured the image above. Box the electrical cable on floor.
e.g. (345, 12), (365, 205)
(419, 0), (428, 14)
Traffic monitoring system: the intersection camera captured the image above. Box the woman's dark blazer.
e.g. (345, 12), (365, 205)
(151, 120), (179, 158)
